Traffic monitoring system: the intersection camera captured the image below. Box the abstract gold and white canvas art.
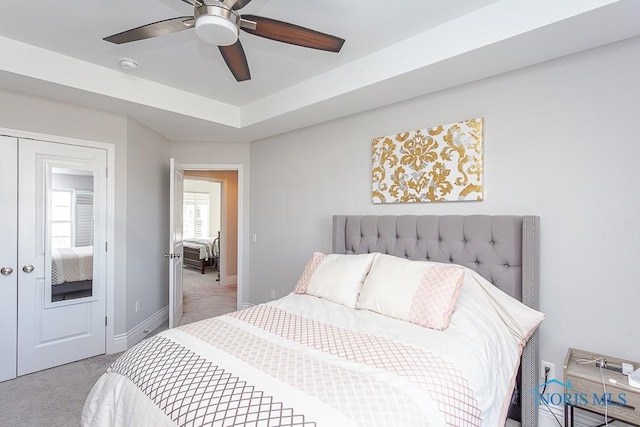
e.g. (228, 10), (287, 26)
(372, 118), (483, 203)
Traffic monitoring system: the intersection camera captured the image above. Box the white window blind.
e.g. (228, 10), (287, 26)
(51, 189), (73, 249)
(74, 190), (93, 247)
(183, 192), (210, 239)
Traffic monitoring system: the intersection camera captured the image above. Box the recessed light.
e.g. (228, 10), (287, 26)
(118, 57), (138, 71)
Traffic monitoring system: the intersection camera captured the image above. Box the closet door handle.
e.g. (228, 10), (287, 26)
(0, 266), (13, 276)
(22, 265), (34, 273)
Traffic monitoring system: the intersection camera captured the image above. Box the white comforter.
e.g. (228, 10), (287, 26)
(82, 269), (543, 426)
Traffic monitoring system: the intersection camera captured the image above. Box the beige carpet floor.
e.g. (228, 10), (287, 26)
(0, 268), (237, 426)
(180, 267), (237, 325)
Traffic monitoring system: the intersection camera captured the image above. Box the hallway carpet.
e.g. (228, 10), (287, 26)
(180, 267), (237, 325)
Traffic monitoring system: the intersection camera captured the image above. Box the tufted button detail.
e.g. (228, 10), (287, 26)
(475, 260), (480, 264)
(462, 239), (466, 243)
(449, 257), (453, 262)
(490, 241), (495, 245)
(504, 264), (509, 268)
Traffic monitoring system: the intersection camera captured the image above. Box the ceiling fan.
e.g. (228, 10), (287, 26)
(103, 0), (345, 82)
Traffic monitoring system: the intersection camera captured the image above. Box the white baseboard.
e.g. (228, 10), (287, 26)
(222, 274), (237, 286)
(109, 305), (169, 353)
(538, 405), (564, 427)
(112, 333), (128, 353)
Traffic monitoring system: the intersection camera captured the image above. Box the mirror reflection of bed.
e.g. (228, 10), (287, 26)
(50, 169), (94, 302)
(51, 246), (93, 301)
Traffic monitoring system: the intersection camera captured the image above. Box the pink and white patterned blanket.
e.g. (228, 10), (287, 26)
(82, 269), (543, 426)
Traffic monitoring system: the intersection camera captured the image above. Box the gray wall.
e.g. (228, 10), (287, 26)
(125, 118), (170, 331)
(51, 173), (93, 192)
(249, 35), (640, 384)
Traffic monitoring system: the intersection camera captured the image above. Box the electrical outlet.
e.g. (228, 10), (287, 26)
(270, 290), (276, 300)
(541, 361), (555, 381)
(135, 300), (140, 313)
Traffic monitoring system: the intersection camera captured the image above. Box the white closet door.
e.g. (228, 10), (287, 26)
(0, 136), (18, 382)
(17, 139), (107, 375)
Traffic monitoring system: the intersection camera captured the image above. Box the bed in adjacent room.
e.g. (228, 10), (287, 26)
(82, 215), (543, 427)
(183, 236), (219, 274)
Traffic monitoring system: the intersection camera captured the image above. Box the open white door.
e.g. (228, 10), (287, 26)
(17, 139), (106, 375)
(169, 158), (184, 328)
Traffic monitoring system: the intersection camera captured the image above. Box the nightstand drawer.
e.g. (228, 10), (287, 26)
(568, 376), (640, 424)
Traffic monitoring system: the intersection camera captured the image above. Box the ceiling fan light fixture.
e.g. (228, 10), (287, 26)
(195, 14), (238, 46)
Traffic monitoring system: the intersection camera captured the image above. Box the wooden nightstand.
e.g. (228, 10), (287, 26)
(564, 348), (640, 427)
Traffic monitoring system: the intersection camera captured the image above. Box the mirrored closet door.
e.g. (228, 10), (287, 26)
(0, 136), (107, 381)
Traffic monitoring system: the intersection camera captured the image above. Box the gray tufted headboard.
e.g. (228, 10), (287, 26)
(332, 215), (540, 427)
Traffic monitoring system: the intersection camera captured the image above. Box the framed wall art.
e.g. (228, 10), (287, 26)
(372, 118), (483, 203)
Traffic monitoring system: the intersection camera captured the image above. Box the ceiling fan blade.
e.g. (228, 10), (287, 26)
(104, 17), (194, 44)
(232, 0), (253, 10)
(240, 15), (344, 52)
(219, 41), (251, 82)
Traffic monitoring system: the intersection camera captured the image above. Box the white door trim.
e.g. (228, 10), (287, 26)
(0, 127), (117, 354)
(180, 164), (243, 310)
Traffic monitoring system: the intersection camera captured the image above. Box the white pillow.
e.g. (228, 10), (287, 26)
(305, 253), (377, 308)
(357, 254), (464, 330)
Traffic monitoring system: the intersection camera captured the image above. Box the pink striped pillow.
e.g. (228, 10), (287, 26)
(294, 252), (326, 294)
(356, 254), (464, 330)
(407, 265), (464, 330)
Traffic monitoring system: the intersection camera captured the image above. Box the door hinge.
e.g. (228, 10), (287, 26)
(105, 241), (108, 252)
(105, 316), (108, 326)
(105, 167), (108, 178)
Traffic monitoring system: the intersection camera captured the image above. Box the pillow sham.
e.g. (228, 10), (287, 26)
(293, 252), (326, 295)
(356, 253), (464, 330)
(295, 252), (376, 308)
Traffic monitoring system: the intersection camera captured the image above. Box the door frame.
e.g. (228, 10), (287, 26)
(0, 127), (117, 353)
(180, 164), (243, 311)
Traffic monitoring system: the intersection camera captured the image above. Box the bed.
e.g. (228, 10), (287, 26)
(183, 237), (219, 274)
(82, 215), (542, 427)
(51, 245), (93, 300)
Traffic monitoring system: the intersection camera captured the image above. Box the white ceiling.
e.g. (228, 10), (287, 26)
(0, 0), (638, 142)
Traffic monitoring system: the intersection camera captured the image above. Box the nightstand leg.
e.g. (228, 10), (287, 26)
(564, 404), (574, 427)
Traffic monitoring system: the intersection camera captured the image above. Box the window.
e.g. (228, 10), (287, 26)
(183, 192), (210, 239)
(51, 189), (73, 249)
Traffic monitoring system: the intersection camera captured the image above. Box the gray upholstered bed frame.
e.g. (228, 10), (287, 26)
(332, 215), (540, 427)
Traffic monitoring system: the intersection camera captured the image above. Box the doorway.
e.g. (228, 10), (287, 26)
(178, 169), (239, 325)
